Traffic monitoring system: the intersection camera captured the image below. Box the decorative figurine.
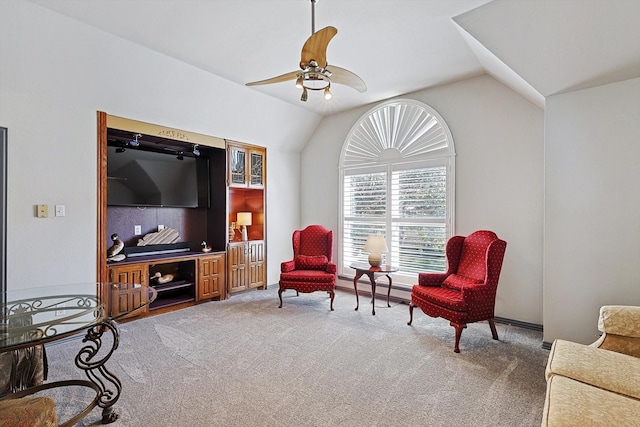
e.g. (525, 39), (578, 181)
(107, 233), (125, 262)
(228, 222), (237, 241)
(201, 241), (212, 252)
(151, 272), (174, 284)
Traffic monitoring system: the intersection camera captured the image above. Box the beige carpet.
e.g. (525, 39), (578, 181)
(44, 287), (549, 426)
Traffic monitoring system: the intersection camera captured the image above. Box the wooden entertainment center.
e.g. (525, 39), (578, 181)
(97, 113), (266, 319)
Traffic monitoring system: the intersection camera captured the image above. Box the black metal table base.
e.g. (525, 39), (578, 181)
(75, 318), (122, 424)
(0, 319), (122, 425)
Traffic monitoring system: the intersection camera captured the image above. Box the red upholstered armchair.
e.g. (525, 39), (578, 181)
(408, 230), (507, 353)
(279, 225), (337, 311)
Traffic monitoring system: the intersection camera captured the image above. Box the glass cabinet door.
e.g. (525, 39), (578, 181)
(250, 151), (264, 187)
(230, 147), (246, 185)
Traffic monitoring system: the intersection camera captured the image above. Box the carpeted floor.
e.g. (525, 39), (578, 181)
(44, 287), (549, 426)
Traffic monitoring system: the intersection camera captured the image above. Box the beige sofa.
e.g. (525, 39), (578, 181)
(542, 305), (640, 426)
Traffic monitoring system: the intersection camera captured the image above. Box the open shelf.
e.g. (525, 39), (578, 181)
(152, 280), (194, 293)
(148, 259), (196, 311)
(149, 295), (195, 310)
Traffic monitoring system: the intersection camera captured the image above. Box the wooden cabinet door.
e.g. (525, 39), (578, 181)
(108, 263), (148, 318)
(227, 243), (248, 293)
(248, 240), (265, 289)
(198, 253), (225, 300)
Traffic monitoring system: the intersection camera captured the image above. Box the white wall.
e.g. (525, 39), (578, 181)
(544, 77), (640, 344)
(0, 1), (318, 289)
(302, 75), (545, 325)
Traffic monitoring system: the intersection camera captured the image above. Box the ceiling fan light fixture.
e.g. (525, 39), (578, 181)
(244, 0), (366, 100)
(324, 86), (332, 100)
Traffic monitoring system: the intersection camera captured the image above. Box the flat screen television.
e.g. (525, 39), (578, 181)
(107, 145), (210, 208)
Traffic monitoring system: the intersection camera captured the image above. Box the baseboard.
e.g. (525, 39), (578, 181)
(270, 281), (545, 335)
(494, 316), (543, 332)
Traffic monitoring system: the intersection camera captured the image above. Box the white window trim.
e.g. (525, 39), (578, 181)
(338, 99), (456, 288)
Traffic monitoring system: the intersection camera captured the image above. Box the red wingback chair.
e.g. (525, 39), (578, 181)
(279, 225), (337, 310)
(408, 230), (507, 353)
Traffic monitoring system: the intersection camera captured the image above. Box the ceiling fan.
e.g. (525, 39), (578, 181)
(245, 0), (366, 102)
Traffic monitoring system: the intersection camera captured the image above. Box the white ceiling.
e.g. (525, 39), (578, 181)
(28, 0), (640, 116)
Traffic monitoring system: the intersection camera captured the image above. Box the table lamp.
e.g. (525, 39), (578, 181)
(364, 235), (388, 267)
(237, 212), (252, 241)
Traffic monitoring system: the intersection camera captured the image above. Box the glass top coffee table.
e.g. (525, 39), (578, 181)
(0, 282), (156, 426)
(350, 262), (399, 315)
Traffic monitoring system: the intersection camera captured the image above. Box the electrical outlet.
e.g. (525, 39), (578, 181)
(134, 225), (142, 235)
(158, 224), (165, 231)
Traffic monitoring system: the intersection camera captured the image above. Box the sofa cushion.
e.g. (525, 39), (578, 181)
(546, 339), (640, 400)
(294, 255), (328, 270)
(280, 269), (334, 284)
(442, 274), (482, 291)
(542, 374), (640, 427)
(411, 284), (466, 311)
(0, 396), (58, 427)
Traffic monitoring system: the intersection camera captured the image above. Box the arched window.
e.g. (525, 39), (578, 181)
(339, 99), (456, 287)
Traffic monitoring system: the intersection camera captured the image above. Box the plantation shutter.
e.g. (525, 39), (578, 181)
(339, 99), (455, 288)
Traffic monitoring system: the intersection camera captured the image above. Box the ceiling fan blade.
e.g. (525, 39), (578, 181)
(327, 65), (367, 93)
(300, 26), (337, 69)
(246, 70), (299, 87)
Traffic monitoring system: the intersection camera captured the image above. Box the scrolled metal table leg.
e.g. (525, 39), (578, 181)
(74, 318), (122, 424)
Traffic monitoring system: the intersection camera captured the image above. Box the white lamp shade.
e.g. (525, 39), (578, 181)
(364, 235), (388, 267)
(237, 212), (252, 226)
(364, 235), (388, 253)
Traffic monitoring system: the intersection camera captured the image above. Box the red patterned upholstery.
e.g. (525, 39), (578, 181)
(408, 230), (507, 352)
(279, 225), (337, 310)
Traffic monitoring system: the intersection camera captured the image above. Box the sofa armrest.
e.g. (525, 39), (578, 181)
(281, 260), (295, 273)
(597, 305), (640, 337)
(326, 262), (337, 274)
(418, 272), (448, 286)
(591, 305), (640, 357)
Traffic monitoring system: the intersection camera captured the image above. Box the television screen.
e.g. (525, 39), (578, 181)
(107, 146), (209, 208)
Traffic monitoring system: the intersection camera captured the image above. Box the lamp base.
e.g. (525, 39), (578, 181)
(368, 253), (382, 267)
(241, 226), (248, 241)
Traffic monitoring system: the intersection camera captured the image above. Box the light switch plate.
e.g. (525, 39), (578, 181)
(55, 205), (65, 217)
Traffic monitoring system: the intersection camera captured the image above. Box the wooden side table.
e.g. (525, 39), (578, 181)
(350, 262), (399, 315)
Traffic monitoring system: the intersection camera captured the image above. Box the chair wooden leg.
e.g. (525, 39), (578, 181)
(451, 322), (466, 353)
(407, 304), (414, 325)
(489, 318), (499, 340)
(329, 291), (335, 311)
(278, 288), (284, 308)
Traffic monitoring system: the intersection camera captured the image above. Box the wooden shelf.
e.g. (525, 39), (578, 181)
(152, 280), (194, 293)
(150, 295), (195, 310)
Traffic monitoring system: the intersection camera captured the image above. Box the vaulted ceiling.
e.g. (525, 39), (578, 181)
(28, 0), (640, 116)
